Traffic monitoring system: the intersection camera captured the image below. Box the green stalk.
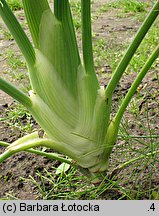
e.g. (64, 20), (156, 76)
(114, 46), (159, 126)
(54, 0), (64, 21)
(81, 0), (99, 88)
(0, 141), (95, 178)
(54, 0), (79, 57)
(0, 137), (77, 164)
(0, 77), (32, 108)
(22, 0), (50, 48)
(105, 1), (159, 98)
(91, 89), (108, 145)
(54, 0), (80, 95)
(0, 0), (35, 66)
(0, 141), (74, 166)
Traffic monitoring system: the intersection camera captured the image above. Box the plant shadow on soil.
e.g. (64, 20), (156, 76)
(0, 0), (159, 199)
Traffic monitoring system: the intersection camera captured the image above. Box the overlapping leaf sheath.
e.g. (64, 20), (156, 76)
(23, 2), (111, 171)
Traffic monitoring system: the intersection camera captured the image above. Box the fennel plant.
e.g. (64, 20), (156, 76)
(0, 0), (158, 179)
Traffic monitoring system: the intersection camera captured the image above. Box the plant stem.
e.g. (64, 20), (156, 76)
(105, 1), (159, 98)
(22, 0), (50, 48)
(114, 46), (159, 126)
(81, 0), (99, 87)
(54, 0), (80, 65)
(0, 141), (75, 166)
(0, 0), (35, 65)
(0, 77), (32, 108)
(54, 0), (81, 95)
(0, 141), (93, 178)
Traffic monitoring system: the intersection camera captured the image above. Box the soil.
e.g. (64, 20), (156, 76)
(0, 0), (159, 200)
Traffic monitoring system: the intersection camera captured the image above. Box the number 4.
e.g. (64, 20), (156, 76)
(150, 203), (155, 211)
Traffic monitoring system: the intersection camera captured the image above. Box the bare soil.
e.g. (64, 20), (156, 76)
(0, 0), (158, 199)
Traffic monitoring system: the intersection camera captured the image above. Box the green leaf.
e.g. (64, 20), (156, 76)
(55, 161), (71, 175)
(152, 191), (159, 200)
